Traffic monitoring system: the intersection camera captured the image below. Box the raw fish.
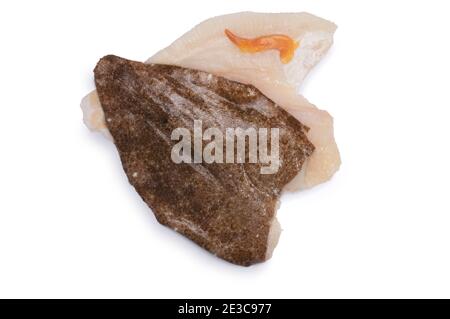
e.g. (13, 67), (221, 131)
(94, 55), (314, 265)
(81, 12), (340, 190)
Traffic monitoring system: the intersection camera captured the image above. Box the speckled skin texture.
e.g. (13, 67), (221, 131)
(94, 55), (314, 266)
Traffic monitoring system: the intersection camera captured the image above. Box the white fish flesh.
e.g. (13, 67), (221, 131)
(81, 11), (340, 190)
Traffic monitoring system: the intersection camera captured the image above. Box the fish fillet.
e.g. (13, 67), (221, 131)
(94, 55), (314, 265)
(82, 12), (340, 190)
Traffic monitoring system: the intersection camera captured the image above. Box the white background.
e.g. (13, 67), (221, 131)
(0, 0), (449, 298)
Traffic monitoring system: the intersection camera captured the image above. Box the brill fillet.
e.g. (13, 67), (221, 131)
(94, 55), (314, 266)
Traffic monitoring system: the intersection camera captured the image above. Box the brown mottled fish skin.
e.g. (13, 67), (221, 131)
(94, 55), (314, 266)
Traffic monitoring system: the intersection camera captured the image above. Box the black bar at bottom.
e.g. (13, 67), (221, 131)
(1, 299), (449, 317)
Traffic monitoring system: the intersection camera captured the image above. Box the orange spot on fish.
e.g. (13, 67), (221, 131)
(224, 29), (299, 64)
